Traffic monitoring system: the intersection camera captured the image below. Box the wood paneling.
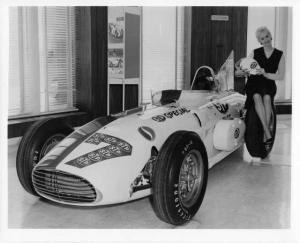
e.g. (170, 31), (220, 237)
(75, 7), (108, 118)
(90, 7), (108, 117)
(232, 7), (248, 94)
(109, 84), (123, 114)
(75, 7), (92, 115)
(191, 7), (211, 71)
(275, 103), (292, 114)
(210, 7), (233, 70)
(191, 7), (248, 93)
(125, 84), (138, 110)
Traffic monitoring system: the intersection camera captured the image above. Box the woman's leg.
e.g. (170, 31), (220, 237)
(253, 93), (272, 140)
(263, 94), (272, 128)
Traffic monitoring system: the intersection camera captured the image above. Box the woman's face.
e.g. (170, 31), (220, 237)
(258, 30), (272, 46)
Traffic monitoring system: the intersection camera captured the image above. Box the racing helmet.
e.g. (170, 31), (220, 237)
(239, 57), (261, 75)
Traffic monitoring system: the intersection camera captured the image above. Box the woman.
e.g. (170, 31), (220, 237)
(236, 26), (285, 146)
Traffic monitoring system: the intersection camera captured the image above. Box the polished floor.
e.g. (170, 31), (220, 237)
(7, 115), (291, 229)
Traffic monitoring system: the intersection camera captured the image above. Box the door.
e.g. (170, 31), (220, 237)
(191, 7), (248, 93)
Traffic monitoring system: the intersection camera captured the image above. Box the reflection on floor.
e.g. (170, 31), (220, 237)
(7, 115), (291, 229)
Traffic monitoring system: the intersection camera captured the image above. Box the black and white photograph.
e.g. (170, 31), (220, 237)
(108, 48), (124, 76)
(108, 7), (124, 44)
(0, 2), (299, 243)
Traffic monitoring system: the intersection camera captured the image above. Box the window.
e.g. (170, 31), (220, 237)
(9, 7), (76, 118)
(142, 7), (189, 103)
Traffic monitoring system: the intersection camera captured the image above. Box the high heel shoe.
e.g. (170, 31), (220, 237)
(264, 138), (273, 150)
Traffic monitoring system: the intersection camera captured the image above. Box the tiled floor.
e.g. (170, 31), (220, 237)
(7, 115), (291, 229)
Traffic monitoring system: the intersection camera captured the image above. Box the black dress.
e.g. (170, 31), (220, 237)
(245, 47), (283, 109)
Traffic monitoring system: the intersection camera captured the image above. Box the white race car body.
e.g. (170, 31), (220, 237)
(32, 89), (246, 206)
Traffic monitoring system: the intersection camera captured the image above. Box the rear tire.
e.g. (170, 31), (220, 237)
(152, 131), (208, 225)
(16, 118), (74, 195)
(245, 104), (277, 158)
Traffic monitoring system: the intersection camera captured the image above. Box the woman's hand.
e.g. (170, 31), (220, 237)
(256, 68), (267, 76)
(259, 68), (271, 78)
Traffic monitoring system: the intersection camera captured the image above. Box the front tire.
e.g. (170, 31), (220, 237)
(16, 118), (74, 195)
(152, 131), (208, 225)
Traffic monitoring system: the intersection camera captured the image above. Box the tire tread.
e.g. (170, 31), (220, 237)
(16, 118), (73, 195)
(152, 131), (208, 225)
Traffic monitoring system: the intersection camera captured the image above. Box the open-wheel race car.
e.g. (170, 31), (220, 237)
(16, 55), (277, 226)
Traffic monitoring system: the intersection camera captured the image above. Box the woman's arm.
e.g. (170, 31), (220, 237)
(263, 54), (286, 80)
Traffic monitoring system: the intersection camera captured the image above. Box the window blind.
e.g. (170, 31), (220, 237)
(8, 7), (22, 116)
(8, 7), (76, 118)
(176, 7), (186, 90)
(45, 7), (76, 111)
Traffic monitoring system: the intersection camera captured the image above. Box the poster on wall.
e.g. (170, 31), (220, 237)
(108, 7), (124, 44)
(108, 48), (124, 78)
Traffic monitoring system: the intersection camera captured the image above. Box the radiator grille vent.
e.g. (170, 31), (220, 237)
(32, 169), (96, 203)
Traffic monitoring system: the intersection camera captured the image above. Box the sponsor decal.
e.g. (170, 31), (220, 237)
(87, 151), (102, 162)
(212, 102), (229, 114)
(85, 133), (105, 145)
(117, 141), (131, 152)
(85, 133), (129, 147)
(107, 145), (123, 155)
(250, 61), (258, 69)
(234, 128), (240, 139)
(152, 107), (190, 122)
(66, 133), (132, 168)
(152, 115), (166, 122)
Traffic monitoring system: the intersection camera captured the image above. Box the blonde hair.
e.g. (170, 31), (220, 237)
(255, 26), (272, 42)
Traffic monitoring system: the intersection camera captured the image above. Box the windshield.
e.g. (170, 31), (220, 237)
(191, 50), (234, 92)
(191, 67), (216, 91)
(215, 50), (234, 91)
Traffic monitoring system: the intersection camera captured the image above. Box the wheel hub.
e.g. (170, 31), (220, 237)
(38, 134), (66, 161)
(178, 150), (204, 208)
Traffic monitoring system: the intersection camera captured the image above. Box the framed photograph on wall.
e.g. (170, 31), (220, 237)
(108, 48), (124, 78)
(108, 7), (124, 44)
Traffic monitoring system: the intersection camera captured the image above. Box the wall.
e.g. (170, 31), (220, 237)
(142, 7), (177, 103)
(247, 7), (276, 55)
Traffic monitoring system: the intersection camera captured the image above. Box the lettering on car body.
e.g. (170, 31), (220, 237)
(152, 107), (190, 122)
(209, 102), (229, 114)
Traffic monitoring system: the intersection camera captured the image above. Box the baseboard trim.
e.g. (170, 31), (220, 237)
(8, 111), (91, 138)
(275, 102), (292, 114)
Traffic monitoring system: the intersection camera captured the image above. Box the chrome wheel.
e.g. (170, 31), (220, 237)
(39, 133), (66, 160)
(178, 149), (204, 208)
